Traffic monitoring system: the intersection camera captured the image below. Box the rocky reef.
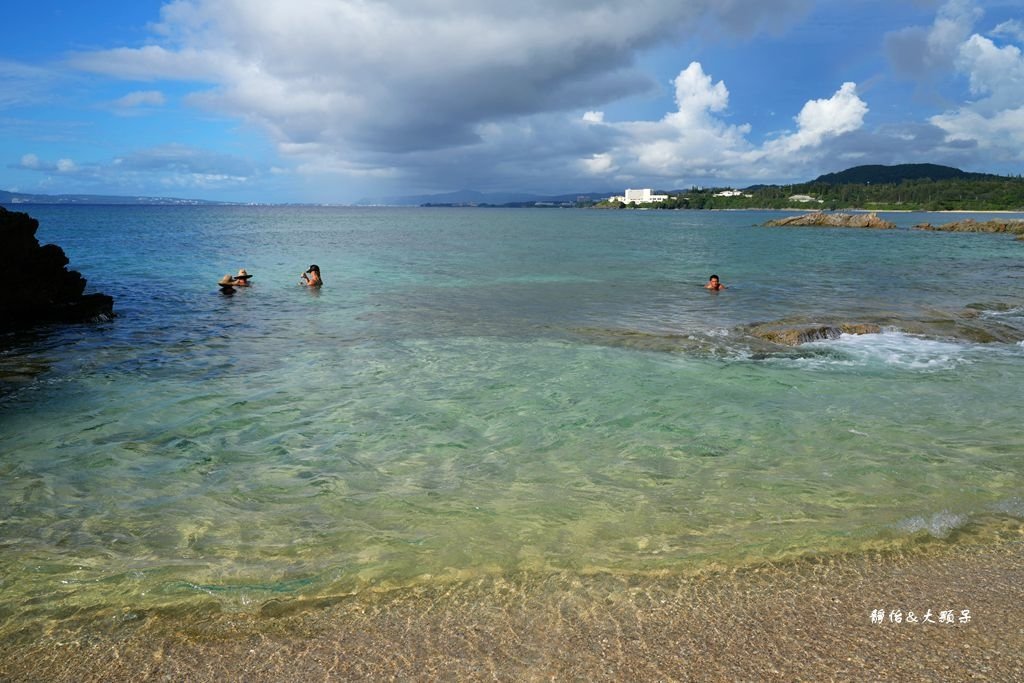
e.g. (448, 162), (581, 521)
(914, 218), (1024, 239)
(744, 322), (882, 346)
(0, 206), (113, 329)
(764, 212), (895, 229)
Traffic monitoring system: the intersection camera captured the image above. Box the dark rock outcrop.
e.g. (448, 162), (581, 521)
(764, 212), (895, 229)
(0, 206), (113, 329)
(746, 322), (882, 346)
(913, 218), (1024, 236)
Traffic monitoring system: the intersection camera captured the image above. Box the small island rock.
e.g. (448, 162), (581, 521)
(913, 218), (1024, 235)
(0, 206), (113, 329)
(764, 212), (895, 229)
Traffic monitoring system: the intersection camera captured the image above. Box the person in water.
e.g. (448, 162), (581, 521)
(233, 268), (253, 286)
(301, 264), (323, 287)
(705, 274), (725, 291)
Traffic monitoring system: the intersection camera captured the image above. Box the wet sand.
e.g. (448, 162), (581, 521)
(2, 534), (1022, 681)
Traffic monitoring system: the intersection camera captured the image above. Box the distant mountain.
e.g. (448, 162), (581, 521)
(812, 164), (1000, 185)
(0, 189), (236, 206)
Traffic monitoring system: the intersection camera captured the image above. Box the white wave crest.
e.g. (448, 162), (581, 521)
(895, 511), (969, 539)
(802, 331), (971, 371)
(979, 306), (1024, 319)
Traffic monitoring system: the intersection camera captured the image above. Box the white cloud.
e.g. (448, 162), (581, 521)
(955, 35), (1024, 106)
(763, 82), (868, 155)
(991, 19), (1024, 43)
(581, 153), (616, 175)
(17, 153), (77, 173)
(65, 0), (813, 192)
(577, 63), (867, 185)
(113, 90), (167, 108)
(927, 14), (1024, 159)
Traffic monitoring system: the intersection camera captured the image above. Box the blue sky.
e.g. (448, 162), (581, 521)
(2, 0), (1024, 203)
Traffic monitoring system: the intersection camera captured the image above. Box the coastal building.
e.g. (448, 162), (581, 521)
(608, 188), (669, 205)
(713, 189), (744, 197)
(789, 194), (823, 203)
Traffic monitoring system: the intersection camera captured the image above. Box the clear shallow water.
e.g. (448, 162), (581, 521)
(1, 206), (1023, 630)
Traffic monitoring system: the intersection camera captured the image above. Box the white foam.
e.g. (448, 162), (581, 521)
(980, 306), (1024, 319)
(801, 330), (970, 371)
(989, 498), (1024, 519)
(895, 511), (969, 539)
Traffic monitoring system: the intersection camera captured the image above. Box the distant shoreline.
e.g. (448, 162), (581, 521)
(6, 200), (1024, 214)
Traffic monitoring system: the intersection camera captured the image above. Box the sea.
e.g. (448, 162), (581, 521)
(1, 205), (1023, 640)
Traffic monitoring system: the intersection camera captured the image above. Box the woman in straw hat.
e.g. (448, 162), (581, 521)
(233, 268), (253, 287)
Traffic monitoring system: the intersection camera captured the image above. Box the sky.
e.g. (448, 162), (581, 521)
(2, 0), (1024, 204)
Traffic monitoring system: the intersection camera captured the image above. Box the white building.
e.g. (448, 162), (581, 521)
(788, 194), (823, 203)
(609, 188), (669, 205)
(713, 189), (743, 197)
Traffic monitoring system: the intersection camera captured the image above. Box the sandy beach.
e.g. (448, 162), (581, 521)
(2, 530), (1022, 682)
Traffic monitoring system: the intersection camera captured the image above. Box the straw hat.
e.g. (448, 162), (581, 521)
(235, 268), (252, 280)
(218, 274), (236, 286)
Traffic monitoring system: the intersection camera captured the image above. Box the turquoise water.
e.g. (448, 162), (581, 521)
(2, 206), (1023, 629)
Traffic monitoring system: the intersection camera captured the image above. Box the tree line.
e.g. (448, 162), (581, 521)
(598, 176), (1024, 211)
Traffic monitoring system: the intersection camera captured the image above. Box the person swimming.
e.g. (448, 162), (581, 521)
(301, 264), (323, 287)
(218, 274), (237, 293)
(705, 274), (725, 291)
(233, 268), (253, 286)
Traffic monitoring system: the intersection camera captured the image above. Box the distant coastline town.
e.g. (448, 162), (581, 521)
(4, 163), (1024, 212)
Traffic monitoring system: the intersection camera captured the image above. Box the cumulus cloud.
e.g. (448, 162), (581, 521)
(920, 5), (1024, 160)
(44, 0), (1020, 198)
(66, 0), (812, 193)
(763, 82), (868, 155)
(577, 63), (867, 186)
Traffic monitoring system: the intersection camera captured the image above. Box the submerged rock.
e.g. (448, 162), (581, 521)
(763, 212), (895, 229)
(746, 322), (882, 346)
(0, 206), (114, 329)
(914, 218), (1024, 235)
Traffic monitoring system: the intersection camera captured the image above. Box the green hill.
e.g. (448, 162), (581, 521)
(812, 163), (998, 185)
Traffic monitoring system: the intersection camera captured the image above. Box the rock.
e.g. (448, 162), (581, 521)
(746, 322), (882, 346)
(0, 206), (114, 329)
(914, 218), (1024, 235)
(764, 212), (895, 229)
